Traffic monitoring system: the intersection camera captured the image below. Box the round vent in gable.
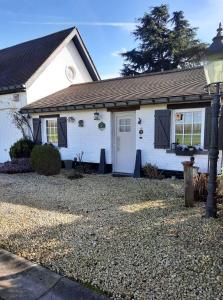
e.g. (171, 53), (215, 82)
(65, 66), (76, 82)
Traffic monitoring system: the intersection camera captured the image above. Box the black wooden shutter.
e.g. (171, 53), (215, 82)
(204, 106), (223, 150)
(57, 117), (67, 148)
(154, 109), (171, 149)
(33, 118), (42, 144)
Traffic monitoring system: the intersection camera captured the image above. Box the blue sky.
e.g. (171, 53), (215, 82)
(0, 0), (222, 79)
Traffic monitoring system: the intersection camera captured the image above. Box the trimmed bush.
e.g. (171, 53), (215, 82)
(30, 144), (61, 176)
(0, 158), (33, 174)
(10, 138), (35, 159)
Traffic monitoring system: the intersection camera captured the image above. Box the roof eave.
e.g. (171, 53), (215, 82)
(0, 84), (26, 95)
(73, 28), (100, 81)
(20, 93), (211, 114)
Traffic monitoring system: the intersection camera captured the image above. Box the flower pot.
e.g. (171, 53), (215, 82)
(64, 160), (73, 170)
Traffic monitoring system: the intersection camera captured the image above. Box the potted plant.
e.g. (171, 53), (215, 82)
(175, 145), (196, 156)
(64, 159), (73, 170)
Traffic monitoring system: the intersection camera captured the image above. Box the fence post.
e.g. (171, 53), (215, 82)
(182, 161), (195, 207)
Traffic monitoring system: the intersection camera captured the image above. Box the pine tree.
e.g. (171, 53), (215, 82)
(121, 5), (207, 76)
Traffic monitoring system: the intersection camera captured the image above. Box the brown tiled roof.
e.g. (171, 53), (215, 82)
(22, 67), (208, 112)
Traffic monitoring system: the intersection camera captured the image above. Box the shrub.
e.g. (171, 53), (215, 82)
(0, 158), (33, 174)
(66, 170), (83, 180)
(30, 144), (61, 176)
(142, 163), (164, 179)
(9, 138), (35, 159)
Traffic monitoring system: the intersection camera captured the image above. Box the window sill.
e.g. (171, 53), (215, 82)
(166, 149), (208, 155)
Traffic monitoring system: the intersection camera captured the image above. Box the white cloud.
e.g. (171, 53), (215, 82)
(111, 47), (127, 57)
(14, 21), (137, 31)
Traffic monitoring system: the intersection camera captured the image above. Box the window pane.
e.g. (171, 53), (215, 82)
(193, 123), (201, 134)
(192, 135), (201, 145)
(175, 124), (183, 134)
(175, 110), (202, 146)
(175, 135), (183, 144)
(184, 124), (192, 134)
(46, 120), (58, 144)
(184, 135), (192, 145)
(125, 119), (131, 125)
(184, 112), (192, 124)
(193, 111), (202, 123)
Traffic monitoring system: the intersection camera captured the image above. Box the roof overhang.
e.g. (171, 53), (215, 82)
(20, 93), (211, 114)
(0, 84), (26, 95)
(73, 29), (100, 81)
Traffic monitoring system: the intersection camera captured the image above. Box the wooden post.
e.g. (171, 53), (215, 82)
(182, 161), (194, 207)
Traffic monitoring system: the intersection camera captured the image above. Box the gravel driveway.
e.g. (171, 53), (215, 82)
(0, 172), (222, 299)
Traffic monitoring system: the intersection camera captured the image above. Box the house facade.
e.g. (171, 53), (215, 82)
(21, 67), (222, 175)
(0, 27), (99, 162)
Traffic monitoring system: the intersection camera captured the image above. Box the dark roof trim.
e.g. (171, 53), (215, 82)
(0, 84), (26, 95)
(73, 35), (99, 81)
(20, 93), (211, 114)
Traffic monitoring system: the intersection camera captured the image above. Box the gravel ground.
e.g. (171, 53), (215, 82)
(0, 172), (222, 299)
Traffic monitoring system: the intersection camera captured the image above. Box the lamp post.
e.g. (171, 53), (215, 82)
(204, 23), (223, 218)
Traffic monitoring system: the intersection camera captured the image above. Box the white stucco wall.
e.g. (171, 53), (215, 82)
(26, 41), (93, 104)
(31, 104), (223, 174)
(136, 104), (219, 173)
(33, 109), (112, 164)
(0, 92), (27, 162)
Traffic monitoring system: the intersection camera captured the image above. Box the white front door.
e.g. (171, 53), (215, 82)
(113, 112), (136, 174)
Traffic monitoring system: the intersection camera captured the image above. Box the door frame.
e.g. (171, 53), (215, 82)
(112, 111), (136, 173)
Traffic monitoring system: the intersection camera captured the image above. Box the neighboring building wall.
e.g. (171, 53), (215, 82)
(0, 92), (27, 162)
(26, 41), (93, 104)
(0, 40), (96, 163)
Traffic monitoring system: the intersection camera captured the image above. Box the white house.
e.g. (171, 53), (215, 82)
(0, 27), (100, 162)
(21, 66), (223, 175)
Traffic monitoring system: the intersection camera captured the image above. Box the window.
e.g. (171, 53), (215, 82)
(175, 111), (202, 146)
(46, 119), (58, 144)
(119, 118), (131, 132)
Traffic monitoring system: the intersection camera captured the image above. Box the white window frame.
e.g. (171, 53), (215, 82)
(42, 118), (58, 146)
(171, 108), (205, 148)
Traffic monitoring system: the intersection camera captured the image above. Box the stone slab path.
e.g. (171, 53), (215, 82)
(0, 249), (108, 300)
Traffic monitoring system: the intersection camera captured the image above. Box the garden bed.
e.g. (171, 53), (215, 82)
(0, 172), (222, 299)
